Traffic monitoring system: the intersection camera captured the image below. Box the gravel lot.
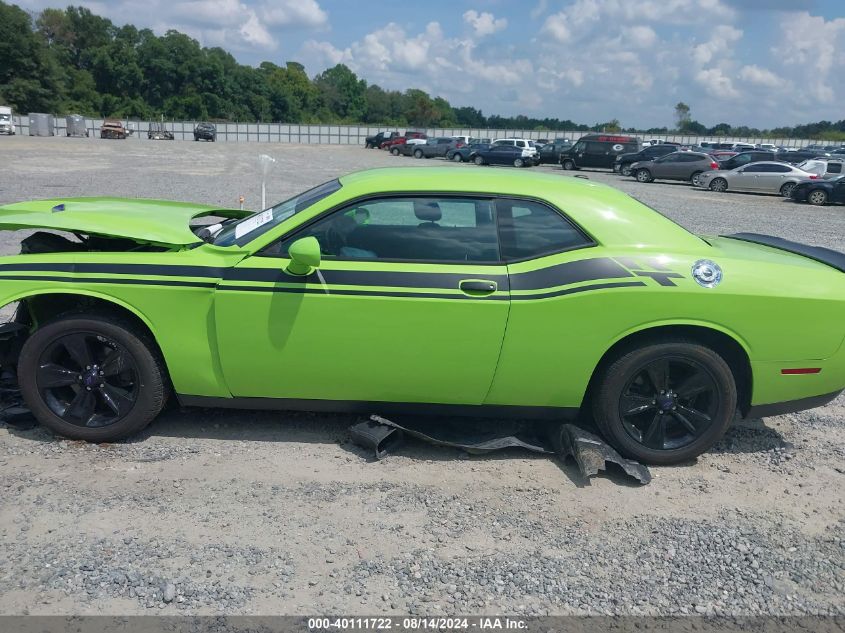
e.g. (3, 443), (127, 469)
(0, 137), (843, 617)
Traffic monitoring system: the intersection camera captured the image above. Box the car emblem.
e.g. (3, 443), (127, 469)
(691, 259), (723, 288)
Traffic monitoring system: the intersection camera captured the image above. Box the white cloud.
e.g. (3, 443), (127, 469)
(691, 25), (741, 65)
(259, 0), (327, 27)
(530, 0), (548, 20)
(738, 64), (781, 89)
(462, 10), (508, 37)
(696, 67), (738, 98)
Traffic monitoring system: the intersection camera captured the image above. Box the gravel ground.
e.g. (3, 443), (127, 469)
(0, 137), (843, 617)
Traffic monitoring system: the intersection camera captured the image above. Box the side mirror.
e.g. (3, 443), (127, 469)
(285, 237), (321, 276)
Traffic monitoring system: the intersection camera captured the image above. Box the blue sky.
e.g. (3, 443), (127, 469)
(16, 0), (845, 129)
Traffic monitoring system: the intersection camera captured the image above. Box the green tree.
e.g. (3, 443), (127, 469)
(314, 64), (366, 121)
(674, 102), (691, 129)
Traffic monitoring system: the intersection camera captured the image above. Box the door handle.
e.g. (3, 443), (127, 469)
(459, 279), (497, 296)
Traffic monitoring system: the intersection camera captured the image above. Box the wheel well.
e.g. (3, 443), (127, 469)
(17, 293), (167, 375)
(583, 325), (752, 416)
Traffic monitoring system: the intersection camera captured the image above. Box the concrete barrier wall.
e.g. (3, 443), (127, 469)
(9, 115), (818, 148)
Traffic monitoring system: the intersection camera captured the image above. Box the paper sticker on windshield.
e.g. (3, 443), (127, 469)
(234, 209), (273, 239)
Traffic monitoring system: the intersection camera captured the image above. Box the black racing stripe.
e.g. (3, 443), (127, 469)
(511, 281), (646, 300)
(615, 257), (640, 269)
(0, 274), (216, 289)
(509, 257), (632, 290)
(0, 262), (225, 278)
(223, 267), (510, 291)
(634, 271), (684, 287)
(216, 284), (508, 300)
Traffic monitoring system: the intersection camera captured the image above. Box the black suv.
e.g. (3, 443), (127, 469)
(614, 144), (678, 176)
(717, 151), (777, 170)
(365, 131), (398, 148)
(194, 123), (217, 142)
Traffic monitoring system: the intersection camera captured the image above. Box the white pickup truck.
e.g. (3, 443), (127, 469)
(0, 106), (15, 135)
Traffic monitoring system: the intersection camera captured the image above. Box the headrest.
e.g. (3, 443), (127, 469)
(414, 200), (442, 222)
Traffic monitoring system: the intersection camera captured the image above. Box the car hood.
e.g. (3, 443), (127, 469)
(0, 197), (251, 247)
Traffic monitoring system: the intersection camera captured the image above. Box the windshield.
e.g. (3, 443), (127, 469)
(0, 114), (9, 122)
(214, 178), (342, 247)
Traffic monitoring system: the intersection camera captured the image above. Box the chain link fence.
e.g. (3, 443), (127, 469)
(10, 115), (817, 148)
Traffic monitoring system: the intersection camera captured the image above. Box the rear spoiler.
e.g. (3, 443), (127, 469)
(724, 233), (845, 273)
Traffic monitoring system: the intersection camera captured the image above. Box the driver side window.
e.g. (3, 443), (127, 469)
(264, 197), (499, 263)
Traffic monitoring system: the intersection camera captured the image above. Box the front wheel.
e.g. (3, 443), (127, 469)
(635, 169), (653, 183)
(690, 171), (703, 187)
(414, 149), (424, 159)
(709, 178), (728, 192)
(591, 340), (737, 464)
(780, 182), (796, 198)
(561, 159), (575, 170)
(18, 315), (167, 442)
(474, 156), (485, 166)
(808, 189), (828, 205)
(451, 153), (463, 162)
(390, 147), (400, 156)
(620, 164), (632, 177)
(514, 158), (524, 168)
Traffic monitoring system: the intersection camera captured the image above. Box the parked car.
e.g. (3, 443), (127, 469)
(779, 149), (831, 164)
(614, 144), (680, 176)
(194, 123), (217, 142)
(3, 168), (844, 465)
(790, 174), (845, 206)
(408, 137), (462, 159)
(389, 137), (429, 156)
(447, 141), (490, 163)
(629, 152), (719, 186)
(381, 131), (427, 150)
(0, 105), (15, 135)
(471, 144), (534, 167)
(560, 134), (640, 170)
(756, 143), (777, 151)
(795, 159), (844, 179)
(148, 122), (174, 141)
(717, 151), (778, 171)
(698, 162), (818, 197)
(709, 150), (738, 160)
(731, 143), (755, 151)
(364, 131), (398, 148)
(100, 119), (127, 139)
(491, 138), (539, 160)
(537, 141), (573, 165)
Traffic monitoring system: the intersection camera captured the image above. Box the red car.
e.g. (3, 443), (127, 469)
(381, 131), (427, 150)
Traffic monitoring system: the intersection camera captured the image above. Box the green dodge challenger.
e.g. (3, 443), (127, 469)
(0, 168), (843, 464)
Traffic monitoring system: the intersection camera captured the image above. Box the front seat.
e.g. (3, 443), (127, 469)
(414, 200), (442, 228)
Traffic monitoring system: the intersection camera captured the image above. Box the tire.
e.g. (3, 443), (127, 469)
(451, 153), (463, 162)
(390, 147), (400, 156)
(18, 315), (167, 442)
(709, 178), (728, 192)
(591, 339), (737, 465)
(780, 182), (796, 198)
(690, 171), (703, 187)
(562, 159), (575, 170)
(474, 156), (485, 166)
(620, 164), (633, 177)
(635, 169), (653, 183)
(808, 189), (828, 206)
(514, 158), (524, 168)
(414, 149), (424, 159)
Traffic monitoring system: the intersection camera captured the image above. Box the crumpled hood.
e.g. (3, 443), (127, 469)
(0, 197), (251, 246)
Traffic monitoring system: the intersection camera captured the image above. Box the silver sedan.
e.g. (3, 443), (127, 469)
(697, 161), (818, 197)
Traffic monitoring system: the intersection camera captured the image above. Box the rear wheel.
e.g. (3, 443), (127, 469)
(808, 189), (828, 205)
(514, 158), (524, 167)
(690, 171), (703, 187)
(414, 149), (424, 159)
(592, 340), (736, 464)
(474, 156), (485, 166)
(780, 182), (796, 198)
(709, 178), (728, 192)
(452, 153), (463, 162)
(390, 147), (400, 156)
(620, 164), (633, 177)
(18, 315), (167, 442)
(561, 159), (575, 170)
(635, 169), (653, 183)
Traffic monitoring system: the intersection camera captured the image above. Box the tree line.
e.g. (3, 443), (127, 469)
(1, 2), (844, 140)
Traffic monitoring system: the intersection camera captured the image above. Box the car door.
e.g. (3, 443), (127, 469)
(733, 164), (765, 191)
(213, 195), (510, 405)
(488, 145), (512, 165)
(751, 163), (789, 192)
(650, 154), (677, 178)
